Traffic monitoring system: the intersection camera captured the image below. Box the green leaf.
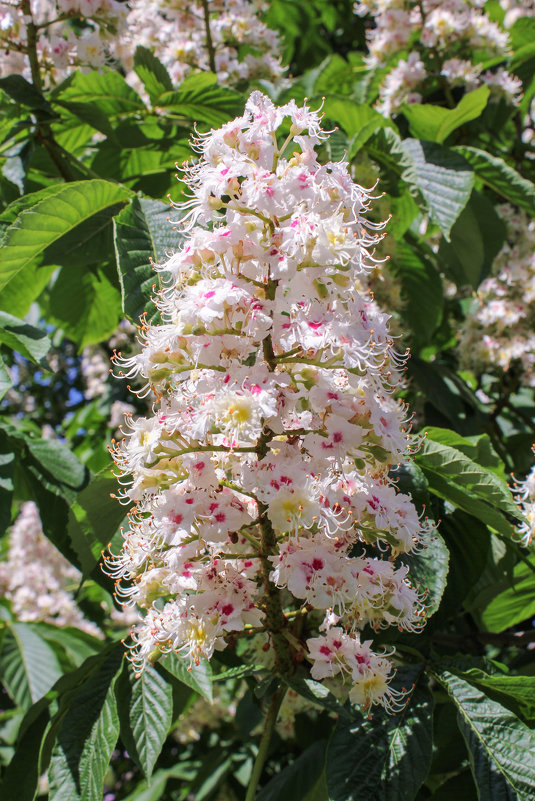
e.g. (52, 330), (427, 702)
(0, 263), (56, 319)
(435, 670), (535, 801)
(46, 262), (122, 348)
(437, 189), (506, 288)
(320, 97), (391, 158)
(326, 667), (433, 801)
(67, 469), (129, 577)
(0, 311), (51, 366)
(114, 196), (183, 325)
(257, 740), (327, 801)
(402, 529), (449, 617)
(402, 86), (490, 144)
(450, 667), (535, 725)
(0, 76), (52, 114)
(400, 139), (474, 239)
(415, 436), (522, 535)
(389, 241), (443, 349)
(160, 652), (213, 702)
(48, 646), (123, 801)
(133, 46), (173, 104)
(0, 180), (132, 292)
(158, 73), (244, 127)
(26, 437), (87, 490)
(0, 355), (13, 402)
(0, 700), (51, 801)
(284, 676), (352, 719)
(455, 147), (535, 216)
(51, 70), (145, 117)
(0, 624), (64, 710)
(440, 510), (491, 608)
(116, 663), (173, 779)
(479, 559), (535, 633)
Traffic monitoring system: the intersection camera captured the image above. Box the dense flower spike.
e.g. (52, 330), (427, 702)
(354, 0), (522, 115)
(0, 0), (127, 84)
(514, 461), (535, 547)
(116, 0), (283, 90)
(0, 502), (101, 635)
(459, 204), (535, 387)
(108, 92), (432, 712)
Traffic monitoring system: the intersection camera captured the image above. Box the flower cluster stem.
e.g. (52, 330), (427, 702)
(244, 685), (287, 801)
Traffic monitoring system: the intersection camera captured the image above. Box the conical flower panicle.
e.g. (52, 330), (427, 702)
(108, 92), (433, 712)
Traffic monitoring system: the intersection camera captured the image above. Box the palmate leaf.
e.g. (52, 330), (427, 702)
(48, 646), (123, 801)
(325, 667), (433, 801)
(0, 180), (133, 291)
(435, 670), (535, 801)
(116, 662), (173, 779)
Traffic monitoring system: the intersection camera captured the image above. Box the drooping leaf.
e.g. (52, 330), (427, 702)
(455, 147), (535, 216)
(160, 652), (213, 702)
(67, 469), (129, 577)
(114, 196), (183, 325)
(116, 662), (173, 779)
(400, 139), (474, 239)
(479, 559), (535, 633)
(257, 740), (327, 801)
(449, 666), (535, 725)
(0, 624), (64, 710)
(326, 667), (433, 801)
(435, 670), (535, 801)
(48, 646), (123, 801)
(0, 443), (14, 531)
(0, 76), (53, 114)
(415, 436), (523, 535)
(389, 241), (443, 349)
(0, 180), (132, 291)
(401, 529), (449, 617)
(437, 189), (506, 288)
(0, 310), (50, 366)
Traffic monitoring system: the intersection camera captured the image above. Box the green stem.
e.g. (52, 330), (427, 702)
(245, 686), (286, 801)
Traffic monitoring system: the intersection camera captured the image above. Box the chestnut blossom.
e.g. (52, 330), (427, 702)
(0, 0), (126, 84)
(458, 204), (535, 387)
(108, 92), (432, 712)
(354, 0), (522, 115)
(115, 0), (283, 91)
(0, 502), (101, 636)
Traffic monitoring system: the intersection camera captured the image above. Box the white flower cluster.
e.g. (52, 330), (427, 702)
(115, 0), (283, 90)
(108, 92), (432, 712)
(0, 502), (101, 635)
(354, 0), (522, 115)
(459, 204), (535, 386)
(514, 463), (535, 546)
(0, 0), (127, 84)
